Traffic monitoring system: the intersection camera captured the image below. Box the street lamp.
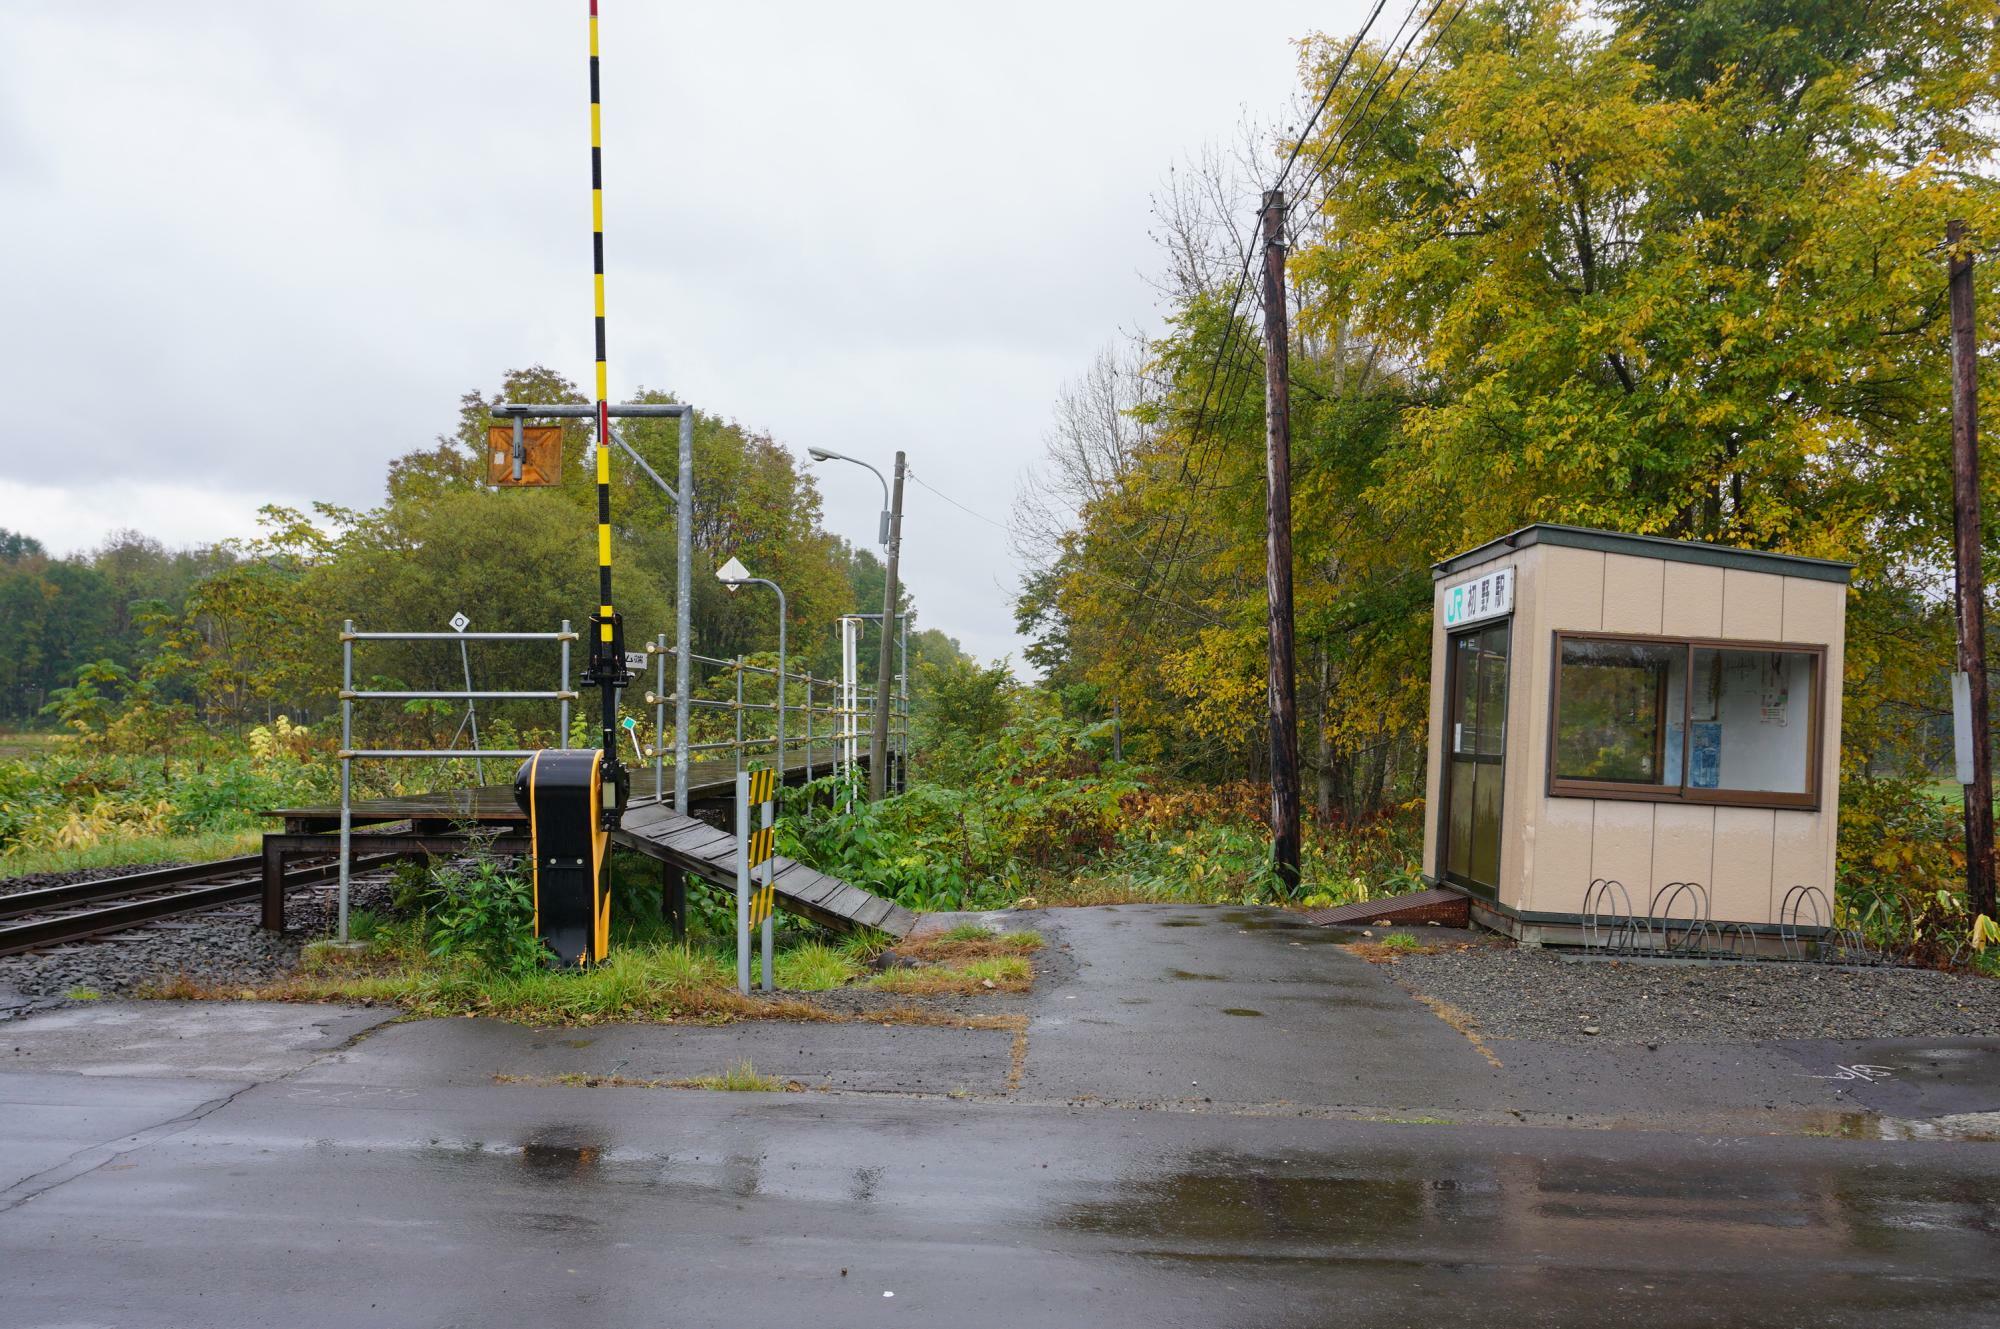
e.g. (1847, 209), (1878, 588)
(715, 557), (787, 776)
(718, 555), (785, 993)
(806, 446), (907, 799)
(807, 447), (892, 545)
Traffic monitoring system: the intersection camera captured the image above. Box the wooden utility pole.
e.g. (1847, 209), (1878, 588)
(868, 451), (906, 800)
(1261, 188), (1302, 892)
(1949, 219), (1997, 920)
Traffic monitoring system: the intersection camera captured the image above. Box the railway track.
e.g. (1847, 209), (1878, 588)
(0, 852), (401, 957)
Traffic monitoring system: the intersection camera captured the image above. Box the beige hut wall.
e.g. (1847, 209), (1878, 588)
(1426, 542), (1846, 927)
(1525, 551), (1845, 923)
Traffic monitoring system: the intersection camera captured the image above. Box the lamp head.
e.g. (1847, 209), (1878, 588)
(807, 447), (835, 462)
(716, 555), (752, 593)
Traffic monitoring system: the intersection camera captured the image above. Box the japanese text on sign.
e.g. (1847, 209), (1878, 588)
(1443, 566), (1513, 629)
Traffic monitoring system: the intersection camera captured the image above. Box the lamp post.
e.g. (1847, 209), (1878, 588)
(719, 556), (784, 992)
(807, 445), (904, 799)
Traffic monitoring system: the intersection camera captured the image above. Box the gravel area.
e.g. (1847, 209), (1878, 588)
(1385, 942), (2000, 1045)
(0, 869), (400, 1018)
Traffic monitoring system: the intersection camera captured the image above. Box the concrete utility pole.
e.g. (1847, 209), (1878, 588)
(1949, 219), (1996, 920)
(1261, 188), (1302, 892)
(871, 451), (906, 800)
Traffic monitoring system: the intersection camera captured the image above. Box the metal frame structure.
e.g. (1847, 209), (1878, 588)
(310, 613), (908, 945)
(332, 620), (578, 942)
(491, 400), (696, 814)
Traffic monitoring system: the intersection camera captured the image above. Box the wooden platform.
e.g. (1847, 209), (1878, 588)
(613, 799), (916, 938)
(1304, 887), (1470, 930)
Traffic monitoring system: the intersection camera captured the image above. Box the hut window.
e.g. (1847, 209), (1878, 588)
(1549, 633), (1822, 809)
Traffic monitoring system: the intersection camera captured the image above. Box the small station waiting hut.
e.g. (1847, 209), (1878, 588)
(1421, 524), (1852, 944)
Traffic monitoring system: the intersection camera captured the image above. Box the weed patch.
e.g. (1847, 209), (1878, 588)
(870, 954), (1033, 995)
(682, 1060), (788, 1092)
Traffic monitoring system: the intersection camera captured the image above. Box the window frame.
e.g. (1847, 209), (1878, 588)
(1545, 630), (1826, 811)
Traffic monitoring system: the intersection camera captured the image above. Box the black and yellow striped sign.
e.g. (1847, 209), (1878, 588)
(743, 767), (779, 929)
(746, 824), (775, 869)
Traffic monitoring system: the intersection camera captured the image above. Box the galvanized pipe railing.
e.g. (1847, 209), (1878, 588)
(334, 621), (578, 943)
(330, 624), (908, 945)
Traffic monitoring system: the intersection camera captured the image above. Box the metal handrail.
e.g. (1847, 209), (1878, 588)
(341, 690), (578, 701)
(342, 748), (542, 759)
(344, 630), (578, 642)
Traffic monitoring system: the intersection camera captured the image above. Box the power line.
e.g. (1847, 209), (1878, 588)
(1289, 0), (1468, 222)
(1269, 0), (1396, 199)
(1120, 11), (1394, 616)
(1124, 0), (1426, 627)
(905, 468), (1008, 531)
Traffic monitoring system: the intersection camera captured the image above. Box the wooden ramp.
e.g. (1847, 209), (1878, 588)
(613, 799), (917, 939)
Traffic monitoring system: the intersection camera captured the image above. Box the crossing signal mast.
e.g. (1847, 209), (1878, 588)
(509, 0), (631, 967)
(580, 0), (632, 828)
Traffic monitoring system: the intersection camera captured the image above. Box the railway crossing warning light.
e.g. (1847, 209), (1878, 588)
(514, 748), (613, 967)
(487, 422), (564, 487)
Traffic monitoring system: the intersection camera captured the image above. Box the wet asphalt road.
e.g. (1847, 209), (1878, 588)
(7, 1077), (2000, 1328)
(6, 903), (2000, 1327)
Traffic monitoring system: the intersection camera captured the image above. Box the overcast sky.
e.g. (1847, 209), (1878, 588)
(0, 0), (1361, 665)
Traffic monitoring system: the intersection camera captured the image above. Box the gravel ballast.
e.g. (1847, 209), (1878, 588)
(0, 870), (399, 1017)
(1385, 942), (2000, 1045)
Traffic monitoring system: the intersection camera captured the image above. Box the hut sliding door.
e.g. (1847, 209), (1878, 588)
(1442, 621), (1509, 894)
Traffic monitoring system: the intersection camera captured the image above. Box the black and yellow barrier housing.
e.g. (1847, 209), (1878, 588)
(514, 749), (612, 965)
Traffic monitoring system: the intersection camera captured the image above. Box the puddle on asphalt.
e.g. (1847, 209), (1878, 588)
(1038, 1144), (2000, 1250)
(1168, 970), (1227, 981)
(414, 1132), (772, 1200)
(519, 1125), (607, 1179)
(1862, 1111), (2000, 1143)
(1221, 1008), (1265, 1018)
(1160, 920), (1206, 928)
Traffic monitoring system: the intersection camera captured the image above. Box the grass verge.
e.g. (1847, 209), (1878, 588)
(0, 828), (262, 879)
(146, 921), (1036, 1024)
(147, 940), (839, 1026)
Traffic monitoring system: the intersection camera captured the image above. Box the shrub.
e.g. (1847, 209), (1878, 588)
(426, 857), (545, 974)
(1836, 774), (1989, 965)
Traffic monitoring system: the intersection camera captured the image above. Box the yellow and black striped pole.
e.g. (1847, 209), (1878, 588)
(584, 0), (630, 826)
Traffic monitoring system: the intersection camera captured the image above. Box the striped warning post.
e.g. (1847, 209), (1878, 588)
(588, 0), (615, 649)
(748, 881), (777, 929)
(746, 768), (779, 927)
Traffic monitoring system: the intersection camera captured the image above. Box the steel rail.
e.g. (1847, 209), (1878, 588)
(0, 852), (402, 956)
(0, 854), (268, 919)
